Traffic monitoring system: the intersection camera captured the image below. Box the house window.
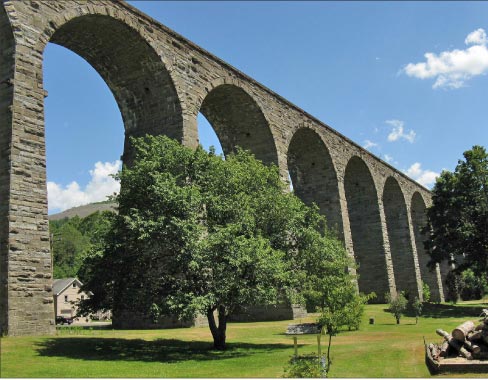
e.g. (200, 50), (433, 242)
(64, 295), (68, 302)
(72, 283), (76, 288)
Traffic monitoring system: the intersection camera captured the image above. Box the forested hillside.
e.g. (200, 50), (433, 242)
(50, 210), (114, 279)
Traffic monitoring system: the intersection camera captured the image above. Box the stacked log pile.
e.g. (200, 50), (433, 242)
(428, 314), (488, 361)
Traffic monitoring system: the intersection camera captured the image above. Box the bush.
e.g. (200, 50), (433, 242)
(283, 354), (326, 378)
(386, 291), (408, 324)
(445, 269), (488, 302)
(445, 271), (460, 303)
(460, 269), (488, 300)
(411, 297), (422, 324)
(422, 282), (431, 303)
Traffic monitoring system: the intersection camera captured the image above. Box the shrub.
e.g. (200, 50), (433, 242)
(411, 297), (422, 324)
(283, 354), (326, 378)
(386, 291), (408, 324)
(445, 271), (460, 303)
(422, 282), (431, 303)
(445, 269), (488, 302)
(460, 268), (488, 300)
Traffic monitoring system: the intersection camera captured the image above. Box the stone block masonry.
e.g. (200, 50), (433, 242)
(0, 0), (443, 336)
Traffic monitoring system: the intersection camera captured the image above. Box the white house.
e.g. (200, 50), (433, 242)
(52, 278), (111, 324)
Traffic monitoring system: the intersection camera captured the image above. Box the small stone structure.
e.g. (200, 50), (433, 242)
(0, 0), (446, 336)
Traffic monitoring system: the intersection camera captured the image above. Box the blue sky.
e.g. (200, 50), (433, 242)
(44, 1), (488, 213)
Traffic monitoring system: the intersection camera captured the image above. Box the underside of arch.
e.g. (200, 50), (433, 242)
(200, 84), (278, 166)
(287, 128), (342, 237)
(344, 157), (389, 301)
(411, 192), (442, 301)
(49, 14), (183, 146)
(383, 177), (419, 299)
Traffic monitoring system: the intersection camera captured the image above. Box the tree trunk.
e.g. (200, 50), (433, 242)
(207, 305), (227, 350)
(452, 321), (475, 342)
(396, 317), (400, 324)
(436, 329), (473, 360)
(468, 330), (483, 341)
(463, 339), (481, 354)
(326, 334), (332, 377)
(439, 341), (450, 357)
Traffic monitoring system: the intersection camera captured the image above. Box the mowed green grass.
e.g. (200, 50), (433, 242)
(2, 302), (488, 378)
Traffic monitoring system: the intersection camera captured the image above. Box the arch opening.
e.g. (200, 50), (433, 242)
(287, 128), (342, 237)
(383, 177), (419, 299)
(42, 13), (184, 324)
(48, 14), (183, 145)
(344, 157), (389, 301)
(199, 84), (278, 165)
(197, 112), (224, 155)
(411, 192), (442, 301)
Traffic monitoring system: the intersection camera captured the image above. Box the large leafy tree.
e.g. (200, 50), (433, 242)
(79, 135), (354, 350)
(425, 145), (488, 277)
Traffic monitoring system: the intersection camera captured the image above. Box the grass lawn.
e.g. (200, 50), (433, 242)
(2, 301), (488, 378)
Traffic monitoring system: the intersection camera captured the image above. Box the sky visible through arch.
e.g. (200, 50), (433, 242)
(45, 1), (488, 214)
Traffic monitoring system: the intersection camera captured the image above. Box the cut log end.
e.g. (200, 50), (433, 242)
(452, 321), (475, 342)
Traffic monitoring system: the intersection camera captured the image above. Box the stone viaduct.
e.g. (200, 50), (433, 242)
(0, 0), (447, 336)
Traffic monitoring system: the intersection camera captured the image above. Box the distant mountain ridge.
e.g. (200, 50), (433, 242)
(48, 201), (117, 221)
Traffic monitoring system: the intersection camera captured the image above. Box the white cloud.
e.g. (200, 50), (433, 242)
(384, 154), (393, 163)
(465, 28), (487, 46)
(363, 139), (378, 150)
(48, 160), (121, 213)
(403, 28), (488, 89)
(404, 162), (439, 188)
(385, 119), (416, 143)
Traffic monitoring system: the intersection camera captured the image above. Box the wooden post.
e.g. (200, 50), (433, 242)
(317, 335), (322, 357)
(293, 337), (298, 358)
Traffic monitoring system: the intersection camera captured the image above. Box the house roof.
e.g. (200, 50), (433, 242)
(52, 278), (83, 296)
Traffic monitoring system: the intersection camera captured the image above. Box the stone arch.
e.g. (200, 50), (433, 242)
(287, 127), (342, 236)
(383, 177), (419, 299)
(198, 81), (279, 166)
(42, 13), (183, 148)
(344, 156), (389, 300)
(411, 191), (442, 301)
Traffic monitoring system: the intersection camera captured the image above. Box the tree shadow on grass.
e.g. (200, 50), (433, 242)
(404, 303), (485, 319)
(35, 337), (291, 364)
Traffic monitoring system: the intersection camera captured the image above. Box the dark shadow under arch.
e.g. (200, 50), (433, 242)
(383, 177), (419, 299)
(344, 157), (389, 301)
(199, 84), (278, 166)
(287, 128), (342, 237)
(411, 192), (441, 301)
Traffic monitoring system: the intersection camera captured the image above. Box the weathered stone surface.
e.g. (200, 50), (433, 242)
(285, 323), (321, 335)
(0, 0), (440, 336)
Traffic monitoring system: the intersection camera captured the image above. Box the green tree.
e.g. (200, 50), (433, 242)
(50, 218), (91, 278)
(411, 296), (422, 324)
(315, 279), (373, 376)
(79, 135), (355, 350)
(386, 292), (408, 324)
(50, 211), (115, 279)
(425, 146), (488, 285)
(422, 282), (431, 304)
